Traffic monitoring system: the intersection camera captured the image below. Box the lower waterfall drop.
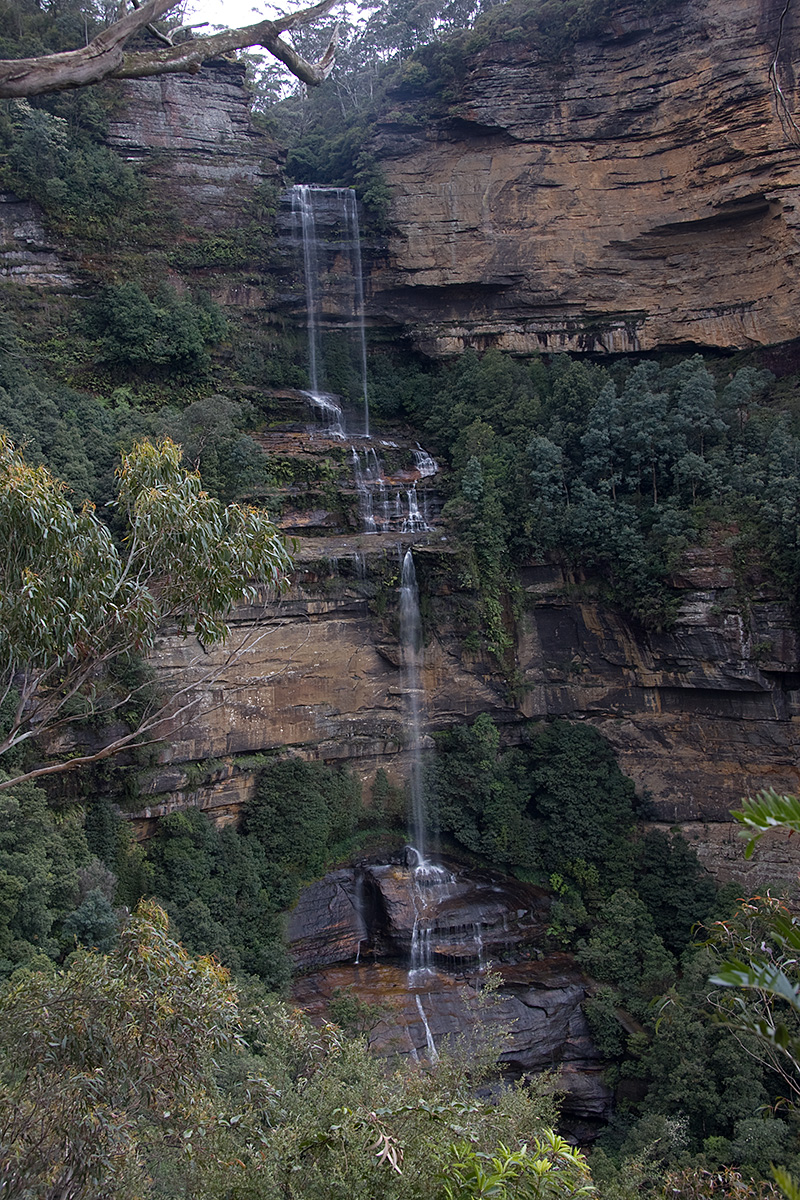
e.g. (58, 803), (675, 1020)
(399, 548), (454, 1060)
(415, 993), (440, 1063)
(399, 549), (426, 860)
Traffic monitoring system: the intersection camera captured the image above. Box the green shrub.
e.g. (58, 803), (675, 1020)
(245, 758), (363, 893)
(1, 100), (144, 236)
(85, 282), (227, 377)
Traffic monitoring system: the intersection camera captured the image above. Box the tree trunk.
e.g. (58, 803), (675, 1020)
(0, 0), (338, 97)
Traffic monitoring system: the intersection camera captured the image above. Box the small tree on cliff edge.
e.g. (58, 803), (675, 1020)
(0, 433), (293, 791)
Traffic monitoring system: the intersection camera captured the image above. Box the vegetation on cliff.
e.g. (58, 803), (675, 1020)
(1, 0), (800, 1194)
(1, 897), (584, 1199)
(362, 347), (800, 643)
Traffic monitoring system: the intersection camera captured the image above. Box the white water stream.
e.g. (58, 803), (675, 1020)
(290, 184), (370, 437)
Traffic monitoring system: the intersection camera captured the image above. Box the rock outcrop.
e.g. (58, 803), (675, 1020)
(134, 534), (800, 887)
(366, 0), (800, 356)
(0, 59), (281, 289)
(288, 858), (613, 1137)
(0, 192), (75, 288)
(106, 58), (281, 230)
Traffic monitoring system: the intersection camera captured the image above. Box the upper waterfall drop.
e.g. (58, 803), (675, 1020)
(290, 184), (370, 438)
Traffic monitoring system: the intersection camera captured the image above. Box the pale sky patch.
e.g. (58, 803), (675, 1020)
(184, 0), (316, 32)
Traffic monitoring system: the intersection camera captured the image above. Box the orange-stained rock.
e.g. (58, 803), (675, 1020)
(366, 0), (800, 357)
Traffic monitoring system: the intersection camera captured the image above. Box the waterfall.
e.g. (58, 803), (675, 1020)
(402, 487), (429, 533)
(304, 389), (345, 439)
(353, 870), (366, 963)
(474, 921), (485, 971)
(413, 445), (438, 478)
(292, 183), (322, 397)
(415, 994), (440, 1063)
(399, 549), (426, 859)
(290, 184), (370, 437)
(345, 188), (370, 439)
(400, 545), (455, 1057)
(352, 448), (378, 533)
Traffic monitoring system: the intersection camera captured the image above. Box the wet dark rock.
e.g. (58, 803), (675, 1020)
(361, 859), (550, 967)
(288, 863), (613, 1132)
(287, 869), (367, 971)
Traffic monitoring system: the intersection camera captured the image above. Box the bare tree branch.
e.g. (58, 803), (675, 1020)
(0, 610), (309, 792)
(0, 0), (340, 98)
(770, 0), (800, 143)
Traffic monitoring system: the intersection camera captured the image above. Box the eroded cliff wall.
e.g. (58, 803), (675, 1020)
(135, 537), (800, 887)
(367, 0), (800, 356)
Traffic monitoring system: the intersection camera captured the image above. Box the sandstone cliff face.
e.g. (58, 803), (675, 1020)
(0, 192), (75, 287)
(134, 536), (800, 887)
(0, 60), (282, 290)
(106, 59), (281, 230)
(367, 0), (800, 356)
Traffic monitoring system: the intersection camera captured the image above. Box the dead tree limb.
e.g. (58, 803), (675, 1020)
(0, 0), (339, 98)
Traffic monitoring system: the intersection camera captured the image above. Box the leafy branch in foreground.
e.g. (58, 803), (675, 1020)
(0, 433), (292, 790)
(731, 789), (800, 859)
(710, 789), (800, 1199)
(438, 1132), (595, 1200)
(707, 892), (800, 1109)
(0, 899), (242, 1198)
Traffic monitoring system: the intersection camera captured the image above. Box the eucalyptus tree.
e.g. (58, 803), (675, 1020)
(0, 433), (292, 791)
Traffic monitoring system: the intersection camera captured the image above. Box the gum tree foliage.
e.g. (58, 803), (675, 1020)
(0, 899), (242, 1199)
(0, 314), (273, 508)
(1, 96), (143, 236)
(145, 805), (295, 992)
(633, 829), (717, 956)
(0, 899), (587, 1200)
(0, 434), (292, 790)
(84, 281), (228, 377)
(399, 349), (789, 629)
(244, 757), (364, 901)
(129, 762), (364, 990)
(709, 790), (800, 1110)
(439, 1132), (595, 1200)
(583, 788), (800, 1178)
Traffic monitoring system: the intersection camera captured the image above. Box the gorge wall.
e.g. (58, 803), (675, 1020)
(1, 6), (799, 889)
(367, 0), (800, 357)
(137, 531), (800, 888)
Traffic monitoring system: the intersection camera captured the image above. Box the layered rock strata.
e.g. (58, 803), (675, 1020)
(135, 536), (800, 886)
(288, 859), (612, 1137)
(106, 58), (281, 229)
(0, 192), (75, 288)
(367, 0), (800, 355)
(0, 60), (281, 289)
